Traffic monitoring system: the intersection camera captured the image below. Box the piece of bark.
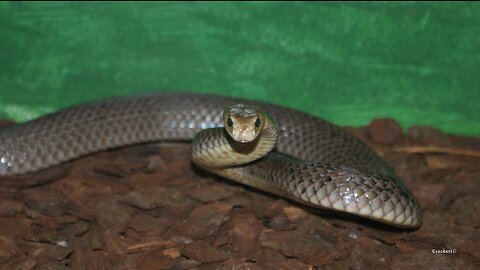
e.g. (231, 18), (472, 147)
(93, 199), (133, 234)
(23, 190), (69, 217)
(163, 202), (232, 241)
(136, 248), (175, 270)
(256, 248), (308, 270)
(0, 200), (22, 218)
(124, 187), (194, 215)
(128, 213), (170, 236)
(367, 118), (404, 145)
(186, 185), (238, 202)
(260, 228), (341, 266)
(349, 236), (394, 269)
(227, 209), (261, 257)
(450, 195), (480, 227)
(180, 240), (228, 264)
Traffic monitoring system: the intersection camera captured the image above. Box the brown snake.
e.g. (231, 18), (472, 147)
(0, 92), (421, 228)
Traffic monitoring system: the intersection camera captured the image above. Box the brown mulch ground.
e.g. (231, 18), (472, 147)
(0, 118), (479, 269)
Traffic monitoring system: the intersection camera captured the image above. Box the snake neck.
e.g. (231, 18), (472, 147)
(191, 113), (278, 169)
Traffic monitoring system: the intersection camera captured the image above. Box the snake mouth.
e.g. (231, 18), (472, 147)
(232, 128), (258, 143)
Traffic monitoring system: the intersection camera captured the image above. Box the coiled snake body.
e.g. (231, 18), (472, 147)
(0, 92), (421, 228)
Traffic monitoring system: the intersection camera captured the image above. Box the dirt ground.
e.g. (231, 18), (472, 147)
(0, 118), (478, 269)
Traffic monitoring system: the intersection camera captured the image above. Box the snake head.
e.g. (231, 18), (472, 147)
(223, 104), (266, 143)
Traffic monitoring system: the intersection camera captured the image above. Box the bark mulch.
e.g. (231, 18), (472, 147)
(0, 118), (478, 269)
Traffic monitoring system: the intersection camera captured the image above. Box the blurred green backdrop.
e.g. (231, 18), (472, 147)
(1, 2), (479, 136)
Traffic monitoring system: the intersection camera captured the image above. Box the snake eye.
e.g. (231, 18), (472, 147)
(227, 117), (233, 127)
(255, 117), (261, 127)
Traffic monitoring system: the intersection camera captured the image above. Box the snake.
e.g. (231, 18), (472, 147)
(0, 92), (421, 228)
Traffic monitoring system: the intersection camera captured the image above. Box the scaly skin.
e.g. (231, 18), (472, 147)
(0, 92), (421, 228)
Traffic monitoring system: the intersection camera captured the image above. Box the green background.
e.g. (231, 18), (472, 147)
(1, 2), (479, 136)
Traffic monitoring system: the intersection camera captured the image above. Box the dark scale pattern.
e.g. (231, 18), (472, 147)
(242, 154), (420, 228)
(0, 92), (420, 227)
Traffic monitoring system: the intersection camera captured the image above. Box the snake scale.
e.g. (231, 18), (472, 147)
(0, 92), (421, 228)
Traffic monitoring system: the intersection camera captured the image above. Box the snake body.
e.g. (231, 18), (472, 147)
(0, 92), (421, 228)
